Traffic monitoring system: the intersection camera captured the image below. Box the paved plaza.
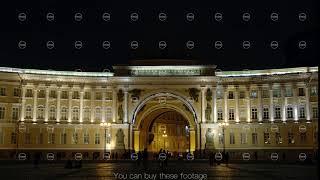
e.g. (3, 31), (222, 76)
(0, 161), (318, 180)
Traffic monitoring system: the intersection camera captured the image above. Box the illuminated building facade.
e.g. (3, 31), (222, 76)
(0, 61), (318, 160)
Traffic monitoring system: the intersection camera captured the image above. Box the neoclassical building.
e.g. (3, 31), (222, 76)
(0, 60), (318, 160)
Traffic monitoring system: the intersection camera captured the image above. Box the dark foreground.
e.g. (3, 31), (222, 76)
(0, 161), (317, 180)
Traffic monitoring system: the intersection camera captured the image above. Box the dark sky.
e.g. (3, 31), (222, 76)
(0, 0), (319, 71)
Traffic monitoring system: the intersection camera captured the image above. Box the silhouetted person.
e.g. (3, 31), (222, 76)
(209, 152), (214, 166)
(115, 152), (118, 160)
(282, 152), (286, 161)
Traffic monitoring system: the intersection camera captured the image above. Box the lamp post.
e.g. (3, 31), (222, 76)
(218, 122), (229, 154)
(100, 122), (111, 154)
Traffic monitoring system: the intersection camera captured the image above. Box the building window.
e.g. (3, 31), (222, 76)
(72, 91), (79, 99)
(95, 133), (100, 144)
(299, 105), (305, 118)
(298, 88), (305, 96)
(61, 133), (67, 144)
(84, 92), (90, 99)
(25, 105), (32, 119)
(11, 132), (17, 144)
(287, 106), (293, 119)
(61, 91), (68, 99)
(228, 91), (234, 99)
(0, 107), (5, 119)
(95, 107), (102, 121)
(229, 109), (235, 120)
(49, 90), (56, 98)
(25, 133), (31, 144)
(252, 133), (258, 144)
(311, 86), (318, 96)
(273, 89), (281, 98)
(106, 92), (112, 100)
(106, 107), (112, 121)
(0, 131), (3, 144)
(262, 90), (269, 98)
(13, 88), (21, 97)
(72, 107), (79, 120)
(72, 133), (78, 144)
(250, 90), (257, 98)
(216, 90), (223, 99)
(83, 107), (90, 121)
(37, 106), (45, 120)
(263, 108), (269, 119)
(48, 133), (55, 144)
(12, 107), (19, 120)
(300, 132), (307, 143)
(275, 132), (282, 144)
(288, 132), (295, 144)
(274, 106), (281, 119)
(95, 92), (102, 100)
(229, 132), (235, 144)
(26, 89), (35, 98)
(0, 87), (6, 96)
(240, 133), (247, 144)
(218, 133), (223, 144)
(38, 90), (45, 98)
(251, 108), (258, 120)
(312, 107), (318, 118)
(239, 91), (245, 99)
(37, 133), (43, 144)
(84, 132), (90, 144)
(285, 87), (293, 97)
(61, 107), (68, 120)
(217, 109), (223, 120)
(264, 132), (270, 144)
(49, 106), (56, 120)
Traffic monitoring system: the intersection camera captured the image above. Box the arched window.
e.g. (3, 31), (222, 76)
(83, 107), (90, 121)
(95, 107), (101, 121)
(72, 107), (79, 121)
(49, 106), (56, 120)
(37, 106), (45, 119)
(60, 107), (68, 120)
(25, 105), (32, 119)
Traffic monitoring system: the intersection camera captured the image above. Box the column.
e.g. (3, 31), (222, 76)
(79, 90), (84, 123)
(44, 87), (49, 122)
(90, 88), (95, 123)
(235, 85), (240, 123)
(258, 85), (263, 122)
(68, 89), (72, 123)
(133, 130), (140, 152)
(281, 85), (287, 123)
(269, 84), (274, 122)
(32, 86), (38, 123)
(305, 85), (311, 121)
(201, 87), (206, 123)
(102, 91), (106, 122)
(224, 86), (228, 123)
(112, 87), (117, 123)
(20, 87), (26, 122)
(124, 89), (128, 123)
(246, 85), (251, 123)
(293, 84), (298, 122)
(56, 89), (61, 122)
(212, 86), (217, 123)
(189, 129), (196, 153)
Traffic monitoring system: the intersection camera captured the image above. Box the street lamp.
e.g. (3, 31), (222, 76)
(218, 122), (229, 154)
(162, 131), (167, 150)
(100, 122), (111, 154)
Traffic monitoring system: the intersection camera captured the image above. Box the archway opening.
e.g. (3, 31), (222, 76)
(141, 109), (190, 154)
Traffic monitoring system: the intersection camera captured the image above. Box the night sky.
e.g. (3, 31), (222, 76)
(0, 0), (319, 71)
